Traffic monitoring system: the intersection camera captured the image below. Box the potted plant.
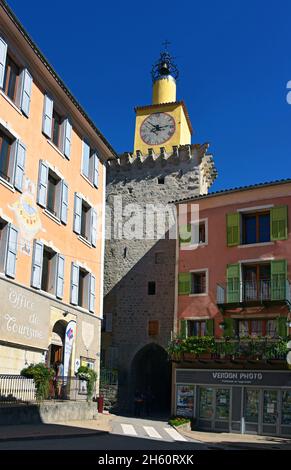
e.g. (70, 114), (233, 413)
(76, 366), (97, 401)
(21, 363), (55, 401)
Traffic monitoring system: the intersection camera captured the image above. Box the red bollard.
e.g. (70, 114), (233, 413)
(98, 395), (104, 413)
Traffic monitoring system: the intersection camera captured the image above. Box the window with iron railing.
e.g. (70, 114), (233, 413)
(191, 271), (207, 294)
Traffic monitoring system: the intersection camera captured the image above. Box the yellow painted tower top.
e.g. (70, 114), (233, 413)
(133, 48), (193, 154)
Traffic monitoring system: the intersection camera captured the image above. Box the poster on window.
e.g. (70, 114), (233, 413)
(176, 385), (194, 417)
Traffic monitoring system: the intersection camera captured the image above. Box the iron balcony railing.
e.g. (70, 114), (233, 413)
(100, 368), (118, 387)
(217, 280), (291, 304)
(211, 338), (287, 361)
(0, 375), (95, 405)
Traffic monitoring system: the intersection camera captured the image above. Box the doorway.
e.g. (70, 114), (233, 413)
(131, 343), (171, 415)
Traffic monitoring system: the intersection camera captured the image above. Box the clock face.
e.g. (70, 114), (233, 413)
(140, 112), (176, 146)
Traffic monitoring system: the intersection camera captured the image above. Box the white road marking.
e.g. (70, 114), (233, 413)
(164, 427), (187, 441)
(121, 424), (137, 436)
(143, 426), (162, 439)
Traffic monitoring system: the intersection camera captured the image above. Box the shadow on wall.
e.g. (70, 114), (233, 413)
(104, 235), (176, 414)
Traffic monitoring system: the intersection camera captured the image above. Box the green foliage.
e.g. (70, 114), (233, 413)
(168, 416), (191, 427)
(167, 335), (290, 361)
(21, 363), (54, 401)
(77, 366), (97, 401)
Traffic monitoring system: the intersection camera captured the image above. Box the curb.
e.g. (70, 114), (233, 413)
(0, 429), (108, 443)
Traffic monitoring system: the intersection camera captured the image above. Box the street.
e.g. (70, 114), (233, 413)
(0, 416), (209, 450)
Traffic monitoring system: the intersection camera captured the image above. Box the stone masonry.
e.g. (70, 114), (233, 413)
(103, 144), (217, 410)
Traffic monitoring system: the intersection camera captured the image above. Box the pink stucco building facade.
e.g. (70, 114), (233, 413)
(173, 179), (291, 437)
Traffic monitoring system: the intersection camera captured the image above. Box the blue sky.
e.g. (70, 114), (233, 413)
(8, 0), (291, 191)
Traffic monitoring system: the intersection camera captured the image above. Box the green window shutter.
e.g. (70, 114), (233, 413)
(179, 224), (191, 247)
(226, 213), (240, 246)
(180, 320), (187, 338)
(205, 319), (214, 336)
(227, 264), (240, 302)
(271, 260), (287, 300)
(276, 317), (287, 337)
(223, 318), (234, 338)
(271, 206), (288, 241)
(178, 273), (191, 295)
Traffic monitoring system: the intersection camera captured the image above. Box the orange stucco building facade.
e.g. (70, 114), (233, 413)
(0, 2), (116, 378)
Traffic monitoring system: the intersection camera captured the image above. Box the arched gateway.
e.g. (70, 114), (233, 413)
(131, 343), (171, 415)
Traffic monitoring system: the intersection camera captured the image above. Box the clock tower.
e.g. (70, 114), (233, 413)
(133, 49), (193, 154)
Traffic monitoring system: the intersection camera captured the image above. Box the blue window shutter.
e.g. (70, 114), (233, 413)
(31, 240), (43, 289)
(91, 208), (97, 247)
(82, 140), (90, 178)
(73, 193), (82, 234)
(20, 69), (33, 117)
(93, 152), (99, 188)
(71, 262), (79, 305)
(42, 95), (53, 138)
(56, 254), (65, 299)
(37, 160), (48, 207)
(60, 180), (68, 225)
(62, 118), (72, 159)
(0, 36), (7, 89)
(5, 224), (18, 278)
(13, 140), (26, 192)
(89, 274), (96, 313)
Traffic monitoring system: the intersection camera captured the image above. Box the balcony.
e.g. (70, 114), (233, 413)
(217, 280), (291, 308)
(167, 335), (289, 363)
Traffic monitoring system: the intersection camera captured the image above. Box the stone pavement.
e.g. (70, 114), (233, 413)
(180, 428), (291, 450)
(0, 412), (113, 442)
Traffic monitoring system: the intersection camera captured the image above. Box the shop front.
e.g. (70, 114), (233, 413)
(175, 368), (291, 437)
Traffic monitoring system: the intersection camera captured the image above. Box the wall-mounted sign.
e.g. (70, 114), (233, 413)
(176, 369), (291, 387)
(0, 282), (50, 350)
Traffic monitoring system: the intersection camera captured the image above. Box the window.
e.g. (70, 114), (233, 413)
(0, 130), (13, 182)
(190, 219), (208, 245)
(148, 320), (159, 336)
(46, 171), (61, 217)
(37, 161), (68, 224)
(42, 95), (72, 158)
(198, 222), (206, 244)
(31, 241), (65, 299)
(242, 263), (271, 301)
(242, 212), (270, 244)
(41, 246), (57, 294)
(148, 281), (156, 295)
(155, 252), (165, 264)
(82, 140), (99, 187)
(78, 268), (90, 308)
(191, 271), (207, 294)
(3, 55), (19, 103)
(0, 219), (18, 278)
(236, 319), (277, 338)
(52, 109), (62, 148)
(73, 193), (97, 247)
(81, 201), (90, 240)
(187, 320), (206, 337)
(0, 219), (8, 272)
(70, 262), (95, 313)
(0, 37), (33, 116)
(158, 176), (165, 184)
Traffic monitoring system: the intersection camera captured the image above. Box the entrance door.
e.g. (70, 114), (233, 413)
(244, 388), (260, 433)
(198, 387), (230, 431)
(51, 344), (63, 365)
(262, 390), (279, 435)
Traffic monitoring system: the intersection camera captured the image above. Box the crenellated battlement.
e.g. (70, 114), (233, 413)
(107, 143), (218, 193)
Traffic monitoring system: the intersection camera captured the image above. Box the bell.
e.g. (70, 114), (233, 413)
(159, 62), (170, 75)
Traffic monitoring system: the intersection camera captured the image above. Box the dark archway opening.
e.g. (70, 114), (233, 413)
(131, 343), (171, 416)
